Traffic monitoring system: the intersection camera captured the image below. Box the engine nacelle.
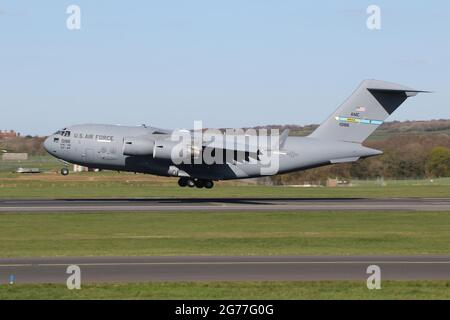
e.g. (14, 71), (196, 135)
(123, 136), (155, 156)
(153, 140), (201, 160)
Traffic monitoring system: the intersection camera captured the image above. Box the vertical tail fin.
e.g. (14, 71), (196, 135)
(309, 79), (428, 143)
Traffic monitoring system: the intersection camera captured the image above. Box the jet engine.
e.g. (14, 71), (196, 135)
(123, 135), (201, 161)
(122, 136), (155, 156)
(153, 139), (201, 160)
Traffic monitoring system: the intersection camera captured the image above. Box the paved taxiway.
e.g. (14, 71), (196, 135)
(1, 197), (450, 212)
(0, 256), (449, 284)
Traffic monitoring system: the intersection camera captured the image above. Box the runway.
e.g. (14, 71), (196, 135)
(1, 197), (450, 212)
(0, 256), (449, 284)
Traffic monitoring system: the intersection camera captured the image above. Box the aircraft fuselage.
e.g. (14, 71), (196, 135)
(44, 123), (381, 182)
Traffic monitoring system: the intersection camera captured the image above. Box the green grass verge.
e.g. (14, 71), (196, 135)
(1, 211), (449, 257)
(0, 281), (449, 300)
(1, 179), (450, 199)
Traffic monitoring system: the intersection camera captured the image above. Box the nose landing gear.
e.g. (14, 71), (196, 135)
(60, 167), (69, 176)
(178, 178), (214, 189)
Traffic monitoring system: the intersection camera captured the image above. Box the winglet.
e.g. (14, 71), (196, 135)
(267, 129), (290, 150)
(279, 129), (290, 149)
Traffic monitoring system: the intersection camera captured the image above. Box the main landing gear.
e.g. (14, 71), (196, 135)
(178, 178), (214, 189)
(60, 167), (69, 176)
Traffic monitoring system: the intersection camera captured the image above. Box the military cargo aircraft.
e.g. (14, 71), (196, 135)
(44, 80), (427, 188)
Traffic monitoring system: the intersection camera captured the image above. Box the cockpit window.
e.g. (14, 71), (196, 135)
(54, 130), (71, 137)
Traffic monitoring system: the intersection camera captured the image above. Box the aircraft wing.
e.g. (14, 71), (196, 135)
(200, 129), (290, 153)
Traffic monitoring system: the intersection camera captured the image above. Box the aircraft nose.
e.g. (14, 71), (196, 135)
(43, 136), (52, 153)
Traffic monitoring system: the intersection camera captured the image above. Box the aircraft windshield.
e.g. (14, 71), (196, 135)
(54, 129), (71, 137)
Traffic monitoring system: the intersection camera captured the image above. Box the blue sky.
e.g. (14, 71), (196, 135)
(0, 1), (449, 135)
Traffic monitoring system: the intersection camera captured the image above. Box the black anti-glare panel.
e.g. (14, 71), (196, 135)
(368, 89), (408, 115)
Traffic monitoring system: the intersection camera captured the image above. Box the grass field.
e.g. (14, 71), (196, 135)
(1, 172), (449, 300)
(1, 171), (450, 199)
(0, 281), (449, 300)
(0, 210), (449, 257)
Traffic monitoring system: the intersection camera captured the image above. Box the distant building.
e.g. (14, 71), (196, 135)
(326, 178), (338, 187)
(2, 153), (28, 161)
(73, 164), (89, 172)
(0, 130), (19, 139)
(73, 164), (99, 172)
(326, 178), (350, 187)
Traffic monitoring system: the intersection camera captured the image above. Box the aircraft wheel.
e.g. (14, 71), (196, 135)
(194, 180), (205, 188)
(187, 179), (195, 188)
(60, 168), (69, 176)
(178, 178), (188, 187)
(204, 180), (214, 189)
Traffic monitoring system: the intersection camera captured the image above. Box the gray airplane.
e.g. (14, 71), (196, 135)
(43, 80), (427, 189)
